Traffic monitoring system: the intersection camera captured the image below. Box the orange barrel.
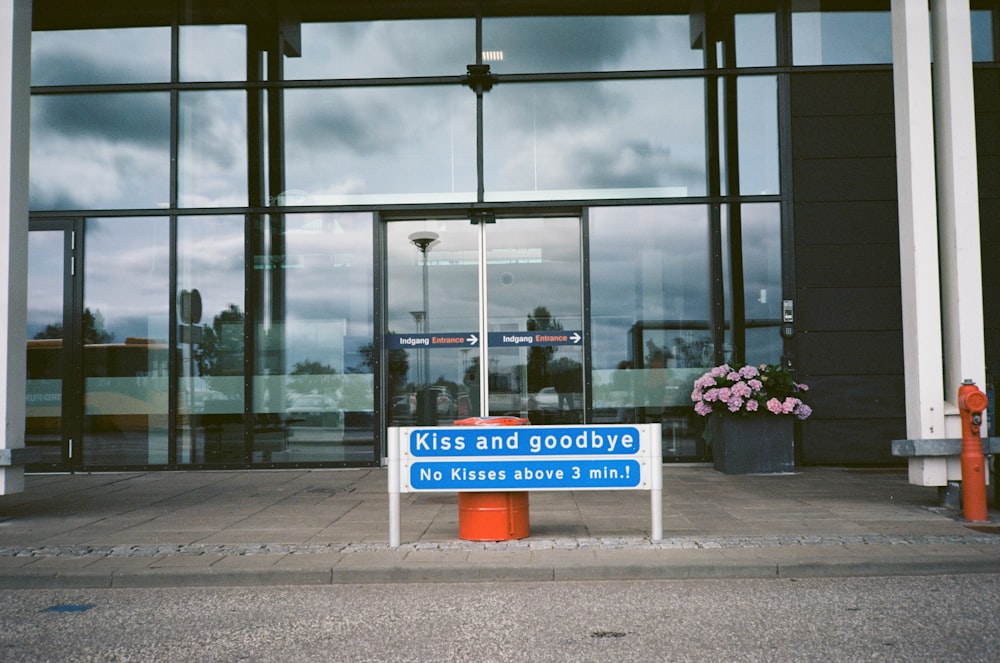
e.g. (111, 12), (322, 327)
(458, 491), (530, 541)
(453, 416), (530, 541)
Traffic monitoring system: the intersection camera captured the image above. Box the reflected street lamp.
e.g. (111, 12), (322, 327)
(409, 231), (439, 424)
(409, 310), (425, 384)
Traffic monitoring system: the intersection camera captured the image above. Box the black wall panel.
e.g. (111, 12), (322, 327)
(790, 71), (905, 465)
(794, 243), (901, 287)
(793, 201), (899, 245)
(790, 71), (896, 117)
(976, 69), (1000, 387)
(791, 115), (897, 160)
(797, 288), (901, 331)
(800, 418), (906, 465)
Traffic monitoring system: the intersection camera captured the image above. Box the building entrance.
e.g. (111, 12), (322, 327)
(385, 216), (584, 428)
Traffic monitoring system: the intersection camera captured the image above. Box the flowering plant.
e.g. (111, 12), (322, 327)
(691, 363), (812, 419)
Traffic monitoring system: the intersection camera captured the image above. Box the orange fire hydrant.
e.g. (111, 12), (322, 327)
(958, 379), (990, 522)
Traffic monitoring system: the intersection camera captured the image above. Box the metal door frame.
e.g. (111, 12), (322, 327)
(26, 218), (84, 470)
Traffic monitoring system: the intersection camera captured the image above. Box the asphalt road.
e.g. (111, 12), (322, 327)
(2, 574), (999, 662)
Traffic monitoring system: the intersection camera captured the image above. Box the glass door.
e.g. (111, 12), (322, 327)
(26, 220), (79, 469)
(385, 216), (584, 427)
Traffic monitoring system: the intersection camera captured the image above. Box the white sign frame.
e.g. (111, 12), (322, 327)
(387, 423), (662, 546)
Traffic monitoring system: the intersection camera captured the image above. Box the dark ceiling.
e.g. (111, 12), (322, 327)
(33, 1), (695, 30)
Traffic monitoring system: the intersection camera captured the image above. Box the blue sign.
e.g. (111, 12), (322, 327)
(488, 331), (582, 347)
(386, 332), (478, 349)
(386, 330), (582, 349)
(407, 426), (642, 457)
(409, 459), (642, 490)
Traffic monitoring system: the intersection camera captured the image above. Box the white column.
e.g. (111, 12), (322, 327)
(930, 0), (986, 436)
(0, 0), (31, 495)
(891, 0), (946, 439)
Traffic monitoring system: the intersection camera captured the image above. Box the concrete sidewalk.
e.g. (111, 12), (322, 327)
(0, 466), (998, 588)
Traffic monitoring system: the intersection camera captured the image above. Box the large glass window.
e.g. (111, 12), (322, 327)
(483, 15), (703, 73)
(735, 12), (777, 68)
(589, 206), (713, 459)
(740, 204), (783, 365)
(25, 229), (68, 466)
(792, 3), (892, 65)
(485, 79), (706, 201)
(179, 25), (247, 82)
(972, 10), (994, 62)
(177, 216), (246, 465)
(286, 20), (475, 79)
(179, 91), (248, 208)
(282, 87), (477, 205)
(82, 218), (170, 466)
(253, 213), (376, 463)
(31, 27), (171, 85)
(738, 76), (780, 195)
(30, 93), (170, 211)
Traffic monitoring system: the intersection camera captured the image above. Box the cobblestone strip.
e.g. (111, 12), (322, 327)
(1, 534), (999, 559)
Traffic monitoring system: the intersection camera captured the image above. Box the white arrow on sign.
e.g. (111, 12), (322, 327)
(570, 332), (582, 344)
(468, 334), (479, 346)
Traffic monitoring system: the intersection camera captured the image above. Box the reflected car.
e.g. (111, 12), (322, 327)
(285, 394), (342, 428)
(391, 393), (416, 417)
(530, 387), (581, 412)
(392, 388), (457, 419)
(532, 387), (560, 411)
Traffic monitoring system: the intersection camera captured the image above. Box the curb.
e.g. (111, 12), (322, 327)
(2, 545), (998, 589)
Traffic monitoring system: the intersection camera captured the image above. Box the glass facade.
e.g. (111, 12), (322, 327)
(484, 79), (707, 201)
(27, 1), (965, 470)
(82, 218), (170, 466)
(283, 87), (477, 205)
(252, 213), (376, 464)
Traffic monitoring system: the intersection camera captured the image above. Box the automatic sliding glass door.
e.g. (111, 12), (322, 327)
(386, 216), (583, 427)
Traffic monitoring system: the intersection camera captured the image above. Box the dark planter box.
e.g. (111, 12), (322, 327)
(708, 415), (795, 474)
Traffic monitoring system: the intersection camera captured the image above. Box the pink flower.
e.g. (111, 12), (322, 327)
(694, 375), (716, 389)
(731, 381), (752, 398)
(691, 363), (812, 419)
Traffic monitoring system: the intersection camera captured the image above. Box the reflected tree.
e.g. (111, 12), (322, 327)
(653, 335), (714, 368)
(194, 304), (244, 399)
(34, 307), (115, 344)
(288, 359), (337, 395)
(358, 339), (409, 396)
(526, 306), (560, 391)
(645, 339), (672, 368)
